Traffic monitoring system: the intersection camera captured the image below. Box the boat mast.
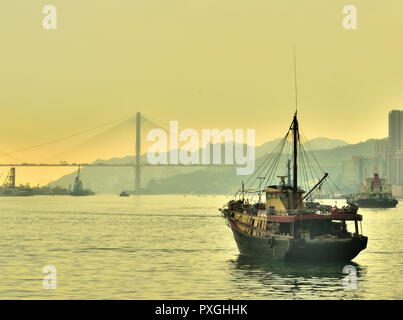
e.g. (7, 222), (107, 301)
(292, 113), (298, 209)
(292, 45), (298, 209)
(287, 159), (291, 186)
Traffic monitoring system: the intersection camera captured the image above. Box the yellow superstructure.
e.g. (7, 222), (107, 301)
(265, 186), (305, 211)
(232, 211), (268, 237)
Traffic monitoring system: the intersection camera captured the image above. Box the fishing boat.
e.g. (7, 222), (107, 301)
(347, 173), (398, 208)
(220, 112), (368, 262)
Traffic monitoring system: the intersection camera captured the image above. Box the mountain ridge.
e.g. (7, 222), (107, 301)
(49, 137), (383, 194)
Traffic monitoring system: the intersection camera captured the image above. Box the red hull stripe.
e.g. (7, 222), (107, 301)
(267, 213), (362, 222)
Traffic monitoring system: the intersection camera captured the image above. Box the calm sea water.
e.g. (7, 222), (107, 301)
(0, 194), (402, 299)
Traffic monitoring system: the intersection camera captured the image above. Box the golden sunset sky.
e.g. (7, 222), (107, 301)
(0, 0), (402, 184)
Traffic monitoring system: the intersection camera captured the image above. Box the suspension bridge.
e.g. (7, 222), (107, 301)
(0, 112), (242, 192)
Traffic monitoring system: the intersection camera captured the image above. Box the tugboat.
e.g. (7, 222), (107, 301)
(347, 173), (398, 208)
(220, 112), (368, 262)
(70, 166), (95, 196)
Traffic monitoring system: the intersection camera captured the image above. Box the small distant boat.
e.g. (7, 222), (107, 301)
(347, 173), (398, 208)
(119, 191), (130, 197)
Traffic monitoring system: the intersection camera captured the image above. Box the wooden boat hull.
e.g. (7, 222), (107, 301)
(230, 222), (368, 262)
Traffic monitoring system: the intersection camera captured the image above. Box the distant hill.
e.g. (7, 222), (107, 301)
(145, 139), (377, 195)
(304, 137), (348, 150)
(255, 137), (348, 158)
(49, 137), (379, 195)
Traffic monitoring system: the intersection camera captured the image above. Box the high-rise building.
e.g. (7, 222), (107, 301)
(388, 110), (402, 151)
(375, 139), (388, 161)
(375, 138), (388, 177)
(342, 156), (378, 188)
(387, 110), (403, 186)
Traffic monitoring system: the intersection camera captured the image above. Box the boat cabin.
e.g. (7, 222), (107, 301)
(266, 185), (306, 213)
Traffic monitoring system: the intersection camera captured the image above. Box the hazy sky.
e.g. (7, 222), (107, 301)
(1, 0), (403, 183)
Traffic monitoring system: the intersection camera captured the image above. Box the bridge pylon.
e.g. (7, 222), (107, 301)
(135, 112), (141, 192)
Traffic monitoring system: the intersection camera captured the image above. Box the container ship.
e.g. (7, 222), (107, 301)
(220, 112), (368, 262)
(346, 173), (398, 208)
